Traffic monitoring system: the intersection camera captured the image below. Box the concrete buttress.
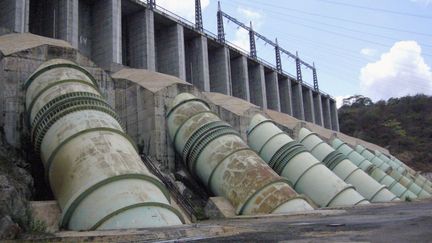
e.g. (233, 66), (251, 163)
(25, 59), (183, 230)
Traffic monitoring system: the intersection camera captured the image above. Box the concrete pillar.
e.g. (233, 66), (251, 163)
(278, 76), (293, 116)
(322, 96), (332, 129)
(313, 93), (324, 126)
(126, 9), (155, 70)
(330, 99), (340, 131)
(0, 0), (29, 33)
(92, 0), (122, 68)
(156, 23), (186, 80)
(78, 0), (91, 57)
(265, 71), (281, 111)
(58, 0), (79, 48)
(230, 55), (250, 101)
(248, 63), (267, 108)
(291, 81), (305, 120)
(185, 36), (210, 91)
(209, 46), (231, 95)
(302, 87), (315, 123)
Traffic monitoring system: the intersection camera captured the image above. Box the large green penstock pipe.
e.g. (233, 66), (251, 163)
(298, 128), (397, 203)
(375, 150), (408, 175)
(332, 138), (411, 200)
(167, 93), (313, 215)
(247, 114), (369, 207)
(356, 145), (430, 198)
(375, 151), (432, 194)
(25, 59), (183, 230)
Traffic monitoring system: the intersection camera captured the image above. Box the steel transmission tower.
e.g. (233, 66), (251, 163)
(195, 0), (203, 31)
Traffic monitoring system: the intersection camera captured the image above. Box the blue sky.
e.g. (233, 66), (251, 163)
(155, 0), (432, 106)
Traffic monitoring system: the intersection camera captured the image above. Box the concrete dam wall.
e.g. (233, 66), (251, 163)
(0, 0), (340, 131)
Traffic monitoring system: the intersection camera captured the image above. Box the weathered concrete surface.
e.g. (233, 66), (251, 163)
(21, 200), (432, 242)
(203, 91), (391, 155)
(111, 68), (198, 170)
(0, 33), (114, 148)
(30, 201), (61, 233)
(203, 92), (261, 140)
(0, 33), (71, 56)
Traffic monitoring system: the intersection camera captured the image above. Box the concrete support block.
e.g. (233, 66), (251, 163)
(322, 96), (332, 129)
(278, 76), (293, 116)
(185, 36), (210, 91)
(209, 47), (231, 95)
(248, 63), (267, 108)
(230, 56), (250, 101)
(156, 24), (186, 80)
(265, 71), (281, 111)
(313, 93), (324, 126)
(302, 87), (315, 123)
(58, 0), (79, 48)
(0, 0), (29, 33)
(91, 0), (122, 67)
(204, 197), (236, 219)
(30, 201), (61, 233)
(291, 81), (305, 120)
(330, 99), (340, 131)
(126, 9), (155, 70)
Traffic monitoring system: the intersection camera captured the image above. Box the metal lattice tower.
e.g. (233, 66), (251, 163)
(195, 0), (203, 31)
(249, 22), (257, 59)
(147, 0), (155, 9)
(275, 38), (282, 73)
(217, 1), (225, 43)
(217, 8), (318, 86)
(296, 51), (303, 83)
(313, 63), (319, 91)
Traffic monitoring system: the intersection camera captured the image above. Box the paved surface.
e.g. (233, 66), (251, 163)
(23, 199), (432, 242)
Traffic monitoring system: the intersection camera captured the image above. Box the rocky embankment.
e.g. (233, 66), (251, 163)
(0, 128), (34, 240)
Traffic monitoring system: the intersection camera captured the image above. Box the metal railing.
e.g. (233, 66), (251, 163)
(138, 1), (333, 99)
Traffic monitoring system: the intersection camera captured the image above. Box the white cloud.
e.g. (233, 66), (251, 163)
(410, 0), (432, 6)
(360, 48), (377, 57)
(154, 0), (210, 21)
(232, 28), (250, 51)
(231, 7), (264, 53)
(359, 41), (432, 101)
(335, 95), (351, 108)
(237, 7), (263, 21)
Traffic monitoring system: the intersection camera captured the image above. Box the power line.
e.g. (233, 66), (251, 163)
(220, 0), (432, 92)
(223, 1), (431, 73)
(227, 0), (432, 37)
(275, 12), (432, 49)
(224, 0), (432, 57)
(314, 0), (432, 19)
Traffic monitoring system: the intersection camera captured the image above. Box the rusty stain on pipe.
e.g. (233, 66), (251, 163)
(167, 93), (313, 215)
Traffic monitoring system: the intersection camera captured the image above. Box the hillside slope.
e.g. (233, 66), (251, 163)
(339, 94), (432, 172)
